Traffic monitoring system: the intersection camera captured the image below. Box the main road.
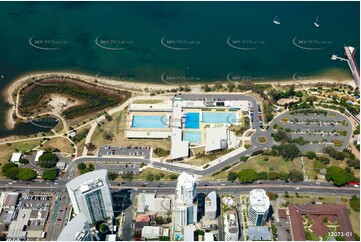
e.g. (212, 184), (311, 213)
(0, 180), (358, 196)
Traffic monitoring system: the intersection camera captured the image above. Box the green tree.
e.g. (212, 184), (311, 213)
(42, 169), (58, 180)
(289, 170), (304, 182)
(240, 156), (249, 162)
(2, 162), (18, 174)
(258, 172), (268, 180)
(121, 173), (133, 180)
(155, 216), (165, 225)
(108, 172), (118, 181)
(77, 163), (86, 170)
(17, 168), (37, 180)
(5, 167), (20, 180)
(38, 152), (58, 168)
(295, 91), (303, 98)
(169, 174), (179, 180)
(19, 158), (29, 165)
(237, 169), (259, 184)
(99, 223), (108, 233)
(146, 174), (154, 181)
(305, 151), (316, 160)
(272, 143), (300, 160)
(325, 166), (350, 186)
(267, 192), (278, 201)
(227, 171), (238, 182)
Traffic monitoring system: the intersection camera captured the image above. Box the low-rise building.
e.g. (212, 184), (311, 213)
(204, 232), (215, 241)
(10, 152), (22, 164)
(137, 193), (171, 214)
(205, 127), (228, 153)
(183, 225), (195, 241)
(141, 226), (161, 240)
(246, 227), (272, 241)
(34, 150), (44, 163)
(224, 210), (239, 241)
(56, 161), (67, 170)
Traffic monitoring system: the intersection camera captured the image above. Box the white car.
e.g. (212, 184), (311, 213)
(295, 187), (300, 190)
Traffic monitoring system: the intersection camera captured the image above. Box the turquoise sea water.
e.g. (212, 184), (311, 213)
(0, 1), (359, 136)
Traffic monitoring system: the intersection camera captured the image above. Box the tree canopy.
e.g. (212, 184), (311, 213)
(38, 152), (58, 168)
(325, 166), (350, 186)
(42, 169), (58, 180)
(237, 169), (259, 184)
(17, 168), (37, 181)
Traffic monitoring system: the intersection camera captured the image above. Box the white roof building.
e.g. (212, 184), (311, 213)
(172, 98), (183, 128)
(204, 232), (215, 241)
(66, 169), (113, 224)
(205, 191), (217, 220)
(205, 127), (229, 153)
(137, 193), (171, 214)
(248, 189), (270, 226)
(10, 152), (22, 163)
(125, 130), (171, 139)
(34, 150), (44, 162)
(170, 128), (189, 160)
(141, 226), (161, 240)
(105, 234), (116, 241)
(175, 172), (196, 205)
(7, 209), (32, 240)
(58, 213), (93, 241)
(184, 225), (195, 241)
(224, 210), (239, 241)
(129, 103), (172, 112)
(56, 161), (67, 170)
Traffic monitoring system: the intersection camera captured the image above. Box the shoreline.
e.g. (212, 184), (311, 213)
(2, 70), (355, 132)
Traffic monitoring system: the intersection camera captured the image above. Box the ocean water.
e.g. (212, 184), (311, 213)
(0, 1), (359, 136)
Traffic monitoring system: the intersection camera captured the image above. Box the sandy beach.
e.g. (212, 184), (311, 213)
(2, 71), (355, 131)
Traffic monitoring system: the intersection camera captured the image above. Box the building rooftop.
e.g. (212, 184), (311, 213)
(3, 192), (19, 207)
(205, 191), (217, 212)
(288, 204), (354, 241)
(224, 210), (239, 234)
(204, 232), (215, 241)
(170, 128), (189, 160)
(205, 127), (228, 152)
(105, 234), (116, 241)
(66, 169), (107, 192)
(137, 193), (156, 213)
(184, 225), (195, 241)
(10, 152), (22, 163)
(34, 150), (44, 162)
(141, 226), (161, 239)
(249, 189), (270, 213)
(246, 226), (272, 241)
(57, 213), (91, 241)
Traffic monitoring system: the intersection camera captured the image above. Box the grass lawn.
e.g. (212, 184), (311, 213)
(42, 137), (74, 153)
(115, 167), (178, 182)
(132, 100), (163, 104)
(202, 155), (301, 181)
(91, 110), (171, 153)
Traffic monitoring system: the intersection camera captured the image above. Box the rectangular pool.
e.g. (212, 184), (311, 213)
(131, 115), (168, 128)
(202, 112), (238, 124)
(185, 112), (200, 129)
(183, 131), (202, 144)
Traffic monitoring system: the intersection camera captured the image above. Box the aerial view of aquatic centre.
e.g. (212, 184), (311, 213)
(0, 0), (359, 241)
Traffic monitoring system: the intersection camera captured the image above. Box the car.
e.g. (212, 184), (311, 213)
(295, 187), (300, 190)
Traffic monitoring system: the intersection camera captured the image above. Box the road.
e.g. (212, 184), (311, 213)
(0, 180), (358, 196)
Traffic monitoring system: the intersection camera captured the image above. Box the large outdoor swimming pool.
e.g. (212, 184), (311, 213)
(131, 115), (168, 128)
(183, 130), (202, 144)
(202, 112), (238, 124)
(185, 112), (200, 129)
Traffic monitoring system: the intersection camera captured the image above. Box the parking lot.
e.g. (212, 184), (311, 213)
(96, 161), (140, 175)
(272, 109), (351, 152)
(98, 146), (151, 159)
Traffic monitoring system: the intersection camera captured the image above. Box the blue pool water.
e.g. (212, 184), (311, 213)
(131, 115), (168, 128)
(202, 112), (238, 124)
(185, 112), (200, 129)
(183, 131), (202, 144)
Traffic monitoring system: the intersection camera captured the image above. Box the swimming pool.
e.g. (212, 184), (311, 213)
(185, 112), (200, 129)
(202, 112), (238, 124)
(131, 115), (168, 128)
(183, 131), (202, 144)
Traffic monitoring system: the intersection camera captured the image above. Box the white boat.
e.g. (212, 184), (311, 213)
(273, 15), (281, 25)
(314, 16), (319, 28)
